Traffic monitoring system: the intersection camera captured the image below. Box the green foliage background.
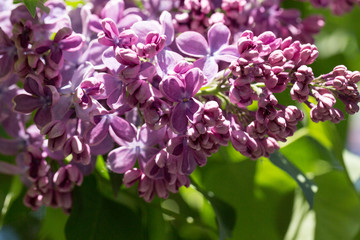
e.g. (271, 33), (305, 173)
(1, 1), (360, 240)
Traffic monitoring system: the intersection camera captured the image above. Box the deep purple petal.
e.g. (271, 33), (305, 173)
(109, 116), (136, 142)
(59, 34), (84, 52)
(185, 98), (203, 122)
(87, 116), (110, 146)
(54, 27), (73, 42)
(24, 76), (43, 96)
(34, 40), (52, 54)
(90, 134), (114, 155)
(184, 68), (204, 97)
(50, 47), (63, 65)
(34, 106), (53, 128)
(107, 147), (136, 173)
(176, 31), (208, 57)
(13, 94), (42, 113)
(170, 103), (188, 134)
(208, 23), (231, 55)
(159, 75), (184, 102)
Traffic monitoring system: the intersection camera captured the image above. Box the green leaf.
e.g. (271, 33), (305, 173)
(38, 207), (68, 240)
(37, 0), (50, 14)
(314, 171), (360, 240)
(0, 175), (23, 227)
(280, 135), (342, 174)
(269, 151), (317, 209)
(23, 0), (39, 17)
(208, 196), (236, 240)
(65, 175), (143, 240)
(190, 180), (236, 240)
(95, 155), (109, 180)
(343, 150), (360, 193)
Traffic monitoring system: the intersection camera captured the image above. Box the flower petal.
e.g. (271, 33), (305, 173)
(185, 98), (203, 122)
(139, 125), (166, 146)
(101, 0), (124, 23)
(159, 11), (174, 46)
(34, 106), (53, 128)
(109, 116), (136, 143)
(87, 116), (110, 146)
(208, 23), (230, 55)
(184, 67), (204, 97)
(131, 20), (161, 43)
(54, 27), (72, 42)
(176, 31), (208, 57)
(13, 94), (42, 113)
(159, 75), (184, 102)
(170, 103), (188, 134)
(193, 56), (218, 82)
(59, 33), (84, 52)
(107, 147), (136, 173)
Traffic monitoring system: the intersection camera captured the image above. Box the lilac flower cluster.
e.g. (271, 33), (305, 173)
(0, 0), (359, 211)
(173, 0), (325, 43)
(304, 0), (360, 15)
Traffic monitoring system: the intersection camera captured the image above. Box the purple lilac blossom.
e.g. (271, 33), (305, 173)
(1, 0), (360, 209)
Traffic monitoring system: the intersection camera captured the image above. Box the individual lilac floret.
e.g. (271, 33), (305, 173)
(290, 65), (314, 103)
(137, 32), (166, 59)
(167, 136), (207, 175)
(187, 101), (230, 156)
(107, 125), (166, 173)
(89, 0), (143, 33)
(86, 112), (136, 150)
(98, 18), (138, 49)
(143, 97), (171, 130)
(35, 27), (84, 69)
(176, 23), (238, 81)
(131, 11), (182, 77)
(308, 88), (344, 123)
(160, 65), (205, 133)
(53, 164), (83, 192)
(13, 76), (60, 128)
(63, 136), (91, 165)
(41, 120), (67, 151)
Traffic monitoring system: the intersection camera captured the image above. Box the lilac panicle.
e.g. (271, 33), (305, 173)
(3, 0), (360, 208)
